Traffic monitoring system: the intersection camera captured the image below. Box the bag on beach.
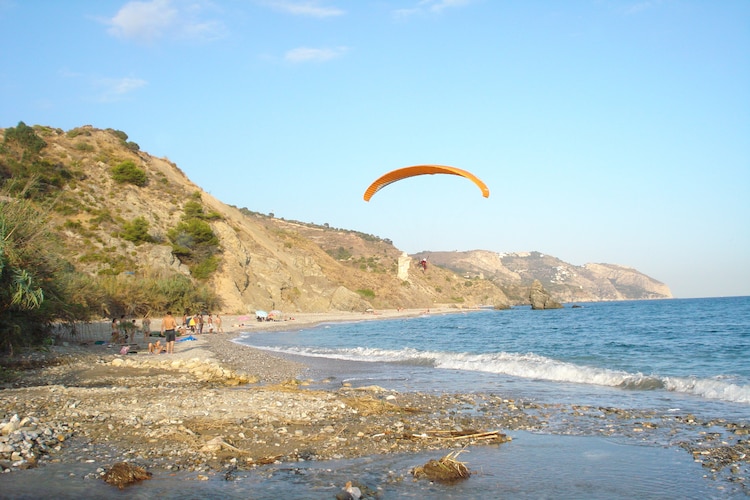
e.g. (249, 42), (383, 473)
(119, 345), (130, 355)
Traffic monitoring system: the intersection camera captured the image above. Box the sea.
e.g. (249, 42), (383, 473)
(3, 297), (749, 499)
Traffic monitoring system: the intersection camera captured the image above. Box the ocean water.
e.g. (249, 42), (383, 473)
(4, 297), (749, 498)
(234, 296), (750, 498)
(239, 297), (750, 419)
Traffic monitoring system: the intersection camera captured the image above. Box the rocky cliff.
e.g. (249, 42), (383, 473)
(413, 250), (672, 303)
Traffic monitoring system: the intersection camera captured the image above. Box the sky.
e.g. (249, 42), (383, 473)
(1, 0), (748, 299)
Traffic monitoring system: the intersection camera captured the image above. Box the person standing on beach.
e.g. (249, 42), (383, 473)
(215, 314), (223, 333)
(111, 318), (119, 343)
(142, 315), (151, 343)
(161, 311), (177, 354)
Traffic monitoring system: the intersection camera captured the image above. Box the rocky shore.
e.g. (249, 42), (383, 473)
(1, 310), (748, 494)
(0, 310), (522, 475)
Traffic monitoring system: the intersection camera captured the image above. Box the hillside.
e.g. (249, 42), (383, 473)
(0, 124), (509, 315)
(413, 250), (672, 303)
(1, 124), (670, 316)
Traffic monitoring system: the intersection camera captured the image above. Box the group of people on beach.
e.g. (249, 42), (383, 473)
(110, 311), (224, 356)
(178, 312), (223, 335)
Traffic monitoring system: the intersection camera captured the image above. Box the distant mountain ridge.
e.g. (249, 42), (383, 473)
(1, 124), (671, 313)
(412, 250), (672, 303)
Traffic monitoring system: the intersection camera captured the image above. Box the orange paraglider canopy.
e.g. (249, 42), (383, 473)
(363, 165), (490, 201)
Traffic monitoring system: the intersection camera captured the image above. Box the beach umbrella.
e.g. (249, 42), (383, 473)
(255, 310), (268, 319)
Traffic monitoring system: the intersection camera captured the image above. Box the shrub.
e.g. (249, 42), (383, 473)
(3, 121), (46, 155)
(169, 219), (218, 248)
(356, 289), (375, 299)
(328, 246), (352, 260)
(111, 160), (147, 187)
(0, 191), (94, 353)
(121, 217), (154, 245)
(190, 255), (219, 280)
(167, 202), (221, 280)
(107, 129), (128, 142)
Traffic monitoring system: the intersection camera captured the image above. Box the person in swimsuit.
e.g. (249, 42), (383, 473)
(161, 311), (177, 354)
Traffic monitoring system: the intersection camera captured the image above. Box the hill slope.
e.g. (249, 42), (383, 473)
(1, 124), (509, 314)
(1, 124), (670, 314)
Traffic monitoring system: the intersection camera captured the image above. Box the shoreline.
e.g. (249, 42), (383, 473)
(1, 308), (748, 495)
(3, 308), (520, 468)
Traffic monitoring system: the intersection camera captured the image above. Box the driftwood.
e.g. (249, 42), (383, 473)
(414, 429), (510, 442)
(201, 436), (249, 454)
(412, 450), (471, 483)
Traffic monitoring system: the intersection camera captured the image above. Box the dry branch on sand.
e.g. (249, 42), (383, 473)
(416, 429), (510, 442)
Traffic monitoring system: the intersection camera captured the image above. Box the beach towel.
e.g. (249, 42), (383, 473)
(177, 335), (197, 342)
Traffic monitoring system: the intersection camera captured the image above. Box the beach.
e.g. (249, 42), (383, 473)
(0, 310), (520, 478)
(1, 307), (747, 498)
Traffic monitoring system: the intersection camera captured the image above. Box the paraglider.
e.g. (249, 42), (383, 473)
(363, 165), (490, 201)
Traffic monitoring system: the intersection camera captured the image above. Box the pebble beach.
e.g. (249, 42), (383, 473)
(0, 310), (522, 475)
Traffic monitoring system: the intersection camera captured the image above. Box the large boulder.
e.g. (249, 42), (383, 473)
(529, 280), (563, 310)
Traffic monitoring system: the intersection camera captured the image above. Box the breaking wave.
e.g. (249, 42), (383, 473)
(252, 344), (750, 405)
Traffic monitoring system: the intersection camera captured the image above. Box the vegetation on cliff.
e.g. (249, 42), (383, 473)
(0, 123), (219, 352)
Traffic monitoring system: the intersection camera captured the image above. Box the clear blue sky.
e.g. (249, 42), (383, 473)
(1, 1), (748, 299)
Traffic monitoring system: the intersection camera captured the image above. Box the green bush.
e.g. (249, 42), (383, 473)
(328, 246), (352, 260)
(0, 191), (95, 353)
(3, 121), (46, 155)
(356, 289), (376, 299)
(190, 255), (219, 280)
(107, 129), (128, 142)
(169, 219), (219, 248)
(121, 217), (154, 245)
(167, 200), (222, 280)
(111, 160), (147, 187)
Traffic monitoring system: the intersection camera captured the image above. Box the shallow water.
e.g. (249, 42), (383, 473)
(0, 432), (731, 499)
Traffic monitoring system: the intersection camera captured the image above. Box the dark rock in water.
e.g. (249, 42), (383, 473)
(102, 462), (152, 489)
(529, 279), (563, 310)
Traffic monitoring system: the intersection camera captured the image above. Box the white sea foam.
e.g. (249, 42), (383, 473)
(255, 344), (750, 404)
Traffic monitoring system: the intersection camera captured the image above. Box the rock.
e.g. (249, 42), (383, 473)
(336, 480), (362, 499)
(529, 279), (563, 310)
(102, 462), (152, 489)
(1, 415), (20, 436)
